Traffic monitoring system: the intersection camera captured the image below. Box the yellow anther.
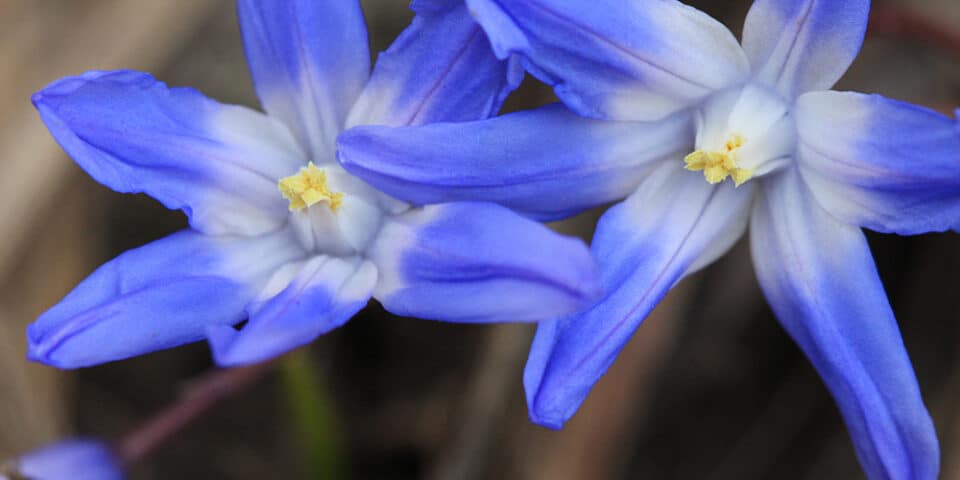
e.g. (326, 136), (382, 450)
(278, 162), (344, 212)
(684, 134), (753, 186)
(731, 169), (754, 187)
(725, 134), (745, 152)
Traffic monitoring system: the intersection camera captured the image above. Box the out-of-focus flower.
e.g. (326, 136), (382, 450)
(336, 0), (960, 477)
(1, 440), (122, 480)
(27, 0), (600, 369)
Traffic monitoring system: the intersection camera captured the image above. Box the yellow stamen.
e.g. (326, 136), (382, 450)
(278, 162), (344, 212)
(684, 134), (753, 186)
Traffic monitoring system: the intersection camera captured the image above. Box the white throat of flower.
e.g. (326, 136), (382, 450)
(277, 162), (398, 257)
(685, 83), (796, 187)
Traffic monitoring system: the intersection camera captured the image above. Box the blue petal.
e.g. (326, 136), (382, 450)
(465, 0), (749, 121)
(524, 164), (754, 428)
(338, 104), (692, 220)
(238, 0), (370, 159)
(367, 202), (601, 323)
(27, 229), (302, 368)
(796, 91), (960, 235)
(410, 0), (460, 14)
(742, 0), (870, 98)
(751, 168), (939, 480)
(15, 439), (121, 480)
(32, 70), (304, 236)
(346, 3), (520, 128)
(208, 256), (376, 366)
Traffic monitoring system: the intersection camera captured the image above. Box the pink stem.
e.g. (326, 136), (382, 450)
(113, 360), (276, 467)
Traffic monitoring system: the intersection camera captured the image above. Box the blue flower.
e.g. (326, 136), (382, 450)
(2, 440), (122, 480)
(28, 0), (600, 369)
(336, 0), (960, 477)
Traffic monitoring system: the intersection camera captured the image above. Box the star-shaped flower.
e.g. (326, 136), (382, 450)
(336, 0), (960, 477)
(27, 0), (601, 368)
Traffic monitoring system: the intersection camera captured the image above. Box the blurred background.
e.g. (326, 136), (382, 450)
(1, 0), (959, 478)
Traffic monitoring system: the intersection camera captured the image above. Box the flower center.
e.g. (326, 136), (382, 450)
(685, 84), (796, 186)
(278, 162), (345, 212)
(277, 162), (406, 257)
(684, 133), (753, 186)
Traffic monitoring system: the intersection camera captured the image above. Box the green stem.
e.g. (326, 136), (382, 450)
(280, 349), (344, 480)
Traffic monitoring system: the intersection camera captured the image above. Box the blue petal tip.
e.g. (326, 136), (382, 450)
(528, 409), (566, 431)
(206, 324), (243, 367)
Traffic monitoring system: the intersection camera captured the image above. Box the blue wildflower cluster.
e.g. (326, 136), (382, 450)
(22, 0), (960, 479)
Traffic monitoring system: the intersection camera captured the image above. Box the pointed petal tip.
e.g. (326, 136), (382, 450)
(528, 408), (566, 431)
(32, 77), (86, 111)
(34, 70), (152, 104)
(206, 324), (242, 367)
(15, 439), (123, 480)
(33, 76), (84, 105)
(571, 259), (604, 307)
(24, 344), (56, 368)
(526, 370), (582, 431)
(25, 315), (85, 370)
(30, 90), (46, 108)
(35, 75), (88, 101)
(26, 323), (125, 370)
(206, 324), (302, 368)
(23, 231), (300, 370)
(333, 137), (361, 169)
(25, 337), (51, 365)
(208, 256), (375, 367)
(25, 345), (83, 370)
